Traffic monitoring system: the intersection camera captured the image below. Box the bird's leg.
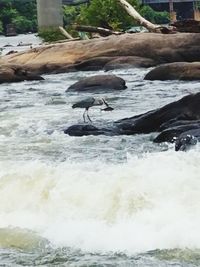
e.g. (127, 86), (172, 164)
(83, 109), (87, 123)
(102, 98), (109, 107)
(86, 109), (92, 122)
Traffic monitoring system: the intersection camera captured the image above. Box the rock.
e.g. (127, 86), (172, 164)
(66, 74), (127, 92)
(175, 129), (200, 151)
(116, 92), (200, 134)
(64, 124), (120, 136)
(171, 19), (200, 33)
(104, 56), (157, 71)
(2, 33), (200, 75)
(159, 119), (200, 131)
(0, 65), (44, 84)
(144, 62), (200, 81)
(153, 122), (200, 143)
(73, 57), (117, 71)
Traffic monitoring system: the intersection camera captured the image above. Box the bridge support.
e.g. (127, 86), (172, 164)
(37, 0), (63, 29)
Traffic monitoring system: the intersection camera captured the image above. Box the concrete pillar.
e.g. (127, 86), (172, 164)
(37, 0), (63, 29)
(194, 9), (200, 20)
(193, 1), (200, 21)
(169, 0), (176, 22)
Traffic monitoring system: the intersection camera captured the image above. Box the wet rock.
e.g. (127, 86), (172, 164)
(175, 129), (200, 151)
(144, 62), (200, 81)
(0, 65), (44, 84)
(116, 92), (200, 134)
(104, 56), (157, 71)
(73, 57), (117, 71)
(159, 119), (200, 131)
(64, 124), (120, 136)
(64, 93), (200, 140)
(66, 74), (127, 92)
(153, 122), (200, 143)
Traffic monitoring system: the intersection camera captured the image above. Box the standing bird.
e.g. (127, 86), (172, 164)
(72, 97), (113, 122)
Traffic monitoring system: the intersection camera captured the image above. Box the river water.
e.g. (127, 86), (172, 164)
(0, 35), (200, 266)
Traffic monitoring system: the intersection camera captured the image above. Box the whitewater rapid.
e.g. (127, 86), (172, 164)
(0, 149), (200, 255)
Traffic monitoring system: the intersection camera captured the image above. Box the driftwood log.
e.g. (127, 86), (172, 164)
(72, 25), (123, 36)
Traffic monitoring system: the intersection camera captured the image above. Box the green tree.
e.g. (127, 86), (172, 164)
(0, 0), (37, 34)
(140, 5), (170, 24)
(0, 7), (18, 29)
(67, 0), (169, 31)
(76, 0), (140, 30)
(63, 6), (80, 26)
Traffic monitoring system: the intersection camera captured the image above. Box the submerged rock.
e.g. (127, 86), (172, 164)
(66, 74), (127, 92)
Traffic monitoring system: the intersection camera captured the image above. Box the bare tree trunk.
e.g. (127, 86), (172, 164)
(117, 0), (176, 33)
(72, 24), (123, 36)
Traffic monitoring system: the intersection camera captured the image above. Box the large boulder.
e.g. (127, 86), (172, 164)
(144, 62), (200, 81)
(66, 74), (127, 92)
(0, 65), (44, 84)
(116, 92), (200, 134)
(1, 33), (200, 75)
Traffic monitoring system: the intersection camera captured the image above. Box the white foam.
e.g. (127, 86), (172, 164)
(0, 150), (200, 254)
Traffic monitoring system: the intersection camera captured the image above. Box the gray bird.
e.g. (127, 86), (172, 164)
(72, 97), (112, 122)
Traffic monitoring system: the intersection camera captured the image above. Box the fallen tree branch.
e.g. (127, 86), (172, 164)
(59, 26), (74, 39)
(117, 0), (176, 33)
(72, 24), (123, 36)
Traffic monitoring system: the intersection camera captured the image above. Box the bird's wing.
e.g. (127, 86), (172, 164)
(72, 97), (95, 108)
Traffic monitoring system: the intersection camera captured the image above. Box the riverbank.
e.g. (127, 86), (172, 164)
(0, 34), (41, 56)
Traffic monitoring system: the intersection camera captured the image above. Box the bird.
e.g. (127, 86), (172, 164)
(72, 97), (112, 122)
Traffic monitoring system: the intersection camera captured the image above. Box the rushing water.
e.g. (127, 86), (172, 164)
(0, 35), (200, 266)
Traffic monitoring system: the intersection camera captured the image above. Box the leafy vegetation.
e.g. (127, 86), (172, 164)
(38, 28), (65, 43)
(63, 0), (169, 32)
(75, 0), (140, 30)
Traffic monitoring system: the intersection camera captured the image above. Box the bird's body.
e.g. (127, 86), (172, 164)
(72, 97), (112, 122)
